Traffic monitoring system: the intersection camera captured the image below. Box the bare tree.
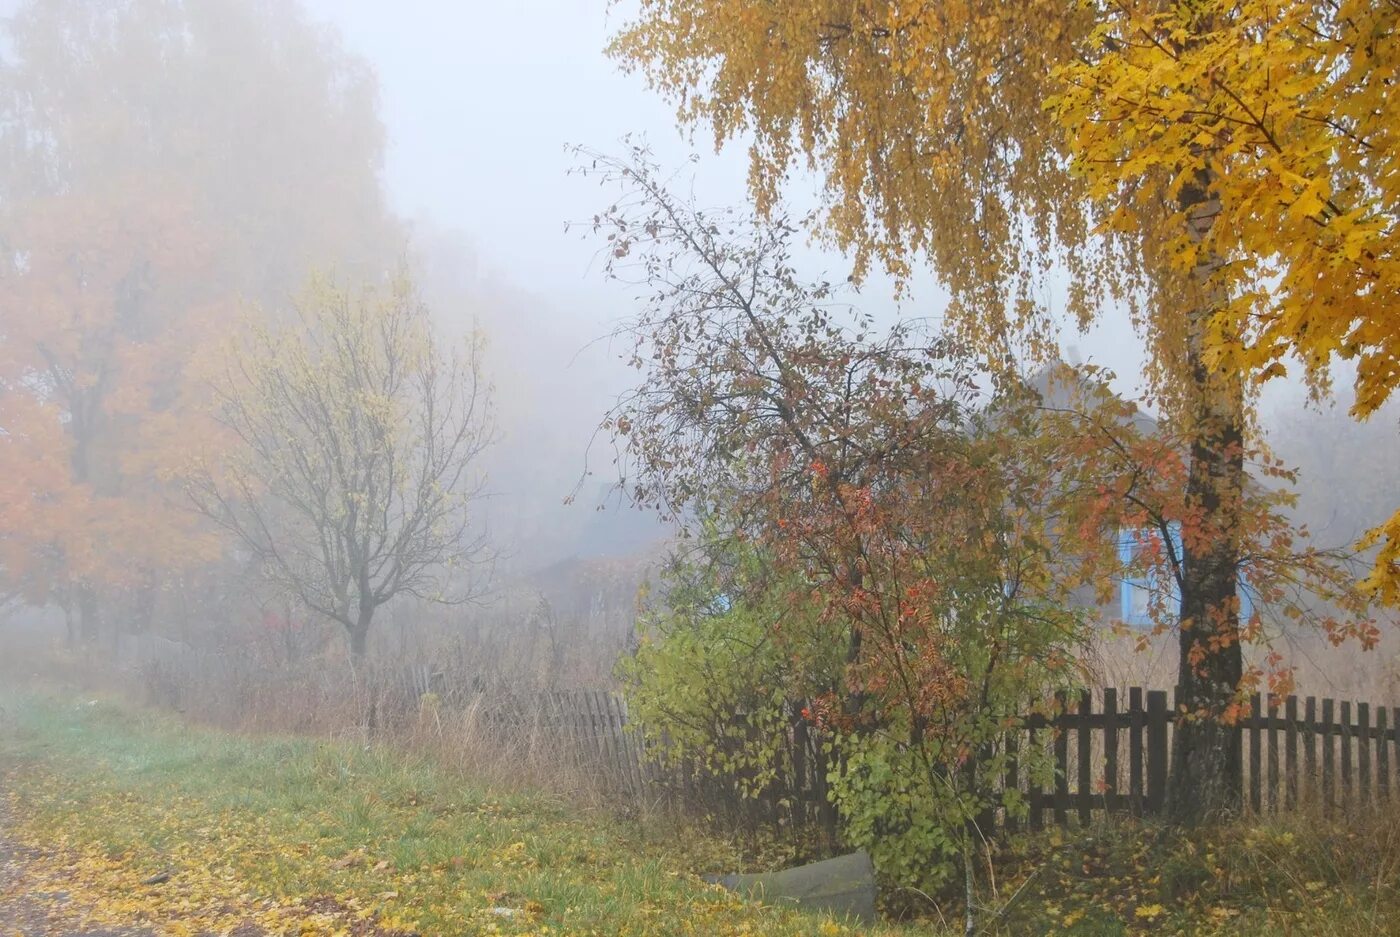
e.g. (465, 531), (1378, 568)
(189, 274), (494, 658)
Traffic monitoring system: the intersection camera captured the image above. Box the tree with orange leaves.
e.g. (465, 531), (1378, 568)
(609, 0), (1397, 822)
(0, 0), (401, 641)
(0, 190), (227, 640)
(585, 149), (1373, 908)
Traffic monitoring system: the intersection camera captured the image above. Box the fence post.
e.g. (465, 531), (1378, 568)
(1103, 688), (1119, 812)
(1285, 695), (1299, 811)
(1249, 693), (1262, 814)
(1378, 706), (1390, 803)
(1267, 694), (1280, 813)
(1146, 690), (1168, 815)
(1305, 697), (1318, 807)
(1359, 702), (1372, 807)
(1077, 690), (1093, 826)
(1129, 687), (1144, 814)
(1322, 698), (1336, 813)
(582, 691), (600, 779)
(1054, 690), (1069, 827)
(1341, 700), (1353, 807)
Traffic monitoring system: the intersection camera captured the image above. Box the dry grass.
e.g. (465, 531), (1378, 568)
(0, 621), (646, 812)
(1085, 624), (1400, 704)
(979, 798), (1400, 935)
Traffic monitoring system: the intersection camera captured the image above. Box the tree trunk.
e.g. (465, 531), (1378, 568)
(1166, 167), (1246, 823)
(77, 585), (101, 644)
(348, 614), (371, 659)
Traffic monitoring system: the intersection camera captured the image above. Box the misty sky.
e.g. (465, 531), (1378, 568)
(301, 0), (1150, 376)
(293, 0), (1392, 568)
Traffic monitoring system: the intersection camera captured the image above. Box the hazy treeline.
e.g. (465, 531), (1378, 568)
(0, 0), (659, 689)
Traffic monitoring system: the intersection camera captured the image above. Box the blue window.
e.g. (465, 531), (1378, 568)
(1117, 524), (1253, 627)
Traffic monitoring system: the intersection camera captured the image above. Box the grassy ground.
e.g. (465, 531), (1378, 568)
(0, 694), (914, 937)
(983, 813), (1400, 935)
(2, 693), (1397, 936)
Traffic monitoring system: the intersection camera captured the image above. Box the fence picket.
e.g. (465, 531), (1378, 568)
(1104, 688), (1119, 811)
(1341, 701), (1354, 806)
(1077, 690), (1093, 825)
(1249, 693), (1262, 814)
(1378, 707), (1390, 803)
(1267, 695), (1280, 813)
(1146, 690), (1168, 814)
(1305, 697), (1318, 806)
(1359, 703), (1372, 807)
(1129, 687), (1144, 814)
(1284, 695), (1298, 811)
(1323, 698), (1336, 812)
(1054, 691), (1069, 827)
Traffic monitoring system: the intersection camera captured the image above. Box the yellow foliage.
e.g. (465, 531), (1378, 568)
(609, 0), (1400, 602)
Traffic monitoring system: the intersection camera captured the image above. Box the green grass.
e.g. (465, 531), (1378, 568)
(2, 692), (1395, 936)
(0, 693), (913, 936)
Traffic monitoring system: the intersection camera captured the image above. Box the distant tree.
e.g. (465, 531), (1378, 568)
(189, 276), (494, 659)
(0, 0), (402, 639)
(0, 189), (226, 640)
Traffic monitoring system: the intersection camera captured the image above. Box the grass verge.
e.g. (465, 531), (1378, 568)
(2, 692), (1396, 935)
(0, 693), (908, 936)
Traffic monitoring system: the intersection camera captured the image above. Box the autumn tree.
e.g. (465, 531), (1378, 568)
(608, 0), (1394, 820)
(189, 276), (494, 660)
(0, 0), (402, 640)
(1049, 1), (1400, 605)
(0, 188), (226, 640)
(581, 150), (1105, 901)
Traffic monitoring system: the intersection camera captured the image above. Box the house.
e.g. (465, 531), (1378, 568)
(1026, 362), (1255, 630)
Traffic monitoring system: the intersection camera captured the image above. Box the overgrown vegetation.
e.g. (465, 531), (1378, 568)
(585, 149), (1378, 913)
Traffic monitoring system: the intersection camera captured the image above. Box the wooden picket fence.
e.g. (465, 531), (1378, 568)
(379, 673), (1400, 830)
(1012, 687), (1400, 830)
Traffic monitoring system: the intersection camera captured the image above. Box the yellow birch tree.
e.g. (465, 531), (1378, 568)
(608, 0), (1396, 819)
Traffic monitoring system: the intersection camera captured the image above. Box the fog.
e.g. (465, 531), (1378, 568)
(300, 0), (1395, 566)
(2, 6), (1399, 933)
(0, 0), (1395, 700)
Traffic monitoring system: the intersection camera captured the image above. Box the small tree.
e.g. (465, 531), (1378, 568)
(582, 149), (1376, 920)
(579, 148), (1101, 903)
(190, 274), (493, 658)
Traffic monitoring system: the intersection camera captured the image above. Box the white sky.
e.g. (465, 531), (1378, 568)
(303, 1), (1374, 564)
(301, 0), (1150, 382)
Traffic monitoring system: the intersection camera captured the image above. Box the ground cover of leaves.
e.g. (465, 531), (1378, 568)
(2, 694), (1395, 936)
(0, 696), (912, 937)
(984, 817), (1399, 936)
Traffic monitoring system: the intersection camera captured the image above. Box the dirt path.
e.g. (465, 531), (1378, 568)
(0, 787), (413, 937)
(0, 799), (157, 937)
